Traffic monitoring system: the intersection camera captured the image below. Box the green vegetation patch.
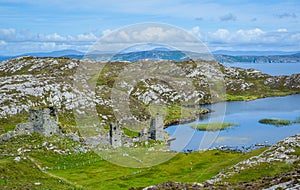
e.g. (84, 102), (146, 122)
(0, 133), (267, 190)
(123, 127), (140, 137)
(191, 122), (238, 131)
(0, 112), (28, 135)
(259, 118), (292, 126)
(224, 161), (298, 184)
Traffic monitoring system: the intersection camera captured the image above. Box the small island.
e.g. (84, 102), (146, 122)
(191, 122), (238, 131)
(259, 119), (291, 126)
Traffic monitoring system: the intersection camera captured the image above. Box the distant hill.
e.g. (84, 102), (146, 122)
(0, 50), (85, 62)
(212, 50), (300, 56)
(1, 49), (300, 63)
(20, 49), (84, 57)
(214, 52), (300, 63)
(110, 50), (189, 62)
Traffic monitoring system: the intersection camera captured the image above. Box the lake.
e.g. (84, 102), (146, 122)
(165, 94), (300, 152)
(221, 62), (300, 76)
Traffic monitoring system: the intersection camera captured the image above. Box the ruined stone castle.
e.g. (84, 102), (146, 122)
(15, 106), (61, 137)
(0, 107), (61, 141)
(108, 114), (166, 148)
(1, 107), (167, 149)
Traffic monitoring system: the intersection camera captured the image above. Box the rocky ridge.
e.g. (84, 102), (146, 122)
(0, 57), (299, 129)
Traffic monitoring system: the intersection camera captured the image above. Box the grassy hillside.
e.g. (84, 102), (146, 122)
(0, 133), (267, 189)
(0, 57), (299, 189)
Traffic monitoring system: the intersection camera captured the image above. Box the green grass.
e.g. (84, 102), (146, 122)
(259, 118), (292, 126)
(149, 104), (208, 126)
(191, 122), (238, 131)
(225, 161), (298, 183)
(49, 149), (265, 189)
(0, 157), (79, 189)
(221, 145), (300, 185)
(0, 112), (27, 135)
(0, 133), (267, 190)
(123, 127), (140, 137)
(225, 94), (260, 101)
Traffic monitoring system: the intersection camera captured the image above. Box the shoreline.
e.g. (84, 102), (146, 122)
(164, 92), (300, 129)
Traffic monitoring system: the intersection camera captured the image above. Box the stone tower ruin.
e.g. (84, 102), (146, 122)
(109, 121), (123, 148)
(149, 113), (165, 141)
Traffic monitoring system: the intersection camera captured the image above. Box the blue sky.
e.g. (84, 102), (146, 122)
(0, 0), (299, 55)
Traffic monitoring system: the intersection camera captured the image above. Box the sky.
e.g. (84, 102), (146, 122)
(0, 0), (299, 55)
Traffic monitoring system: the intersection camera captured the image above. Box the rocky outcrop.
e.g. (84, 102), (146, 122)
(207, 134), (300, 184)
(0, 57), (299, 127)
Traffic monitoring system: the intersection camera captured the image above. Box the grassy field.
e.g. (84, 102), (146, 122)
(0, 133), (268, 190)
(191, 122), (238, 131)
(40, 149), (266, 189)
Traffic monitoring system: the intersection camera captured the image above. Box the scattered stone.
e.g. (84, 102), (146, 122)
(14, 156), (21, 162)
(34, 182), (41, 186)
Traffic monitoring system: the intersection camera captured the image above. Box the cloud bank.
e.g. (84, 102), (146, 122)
(0, 25), (299, 55)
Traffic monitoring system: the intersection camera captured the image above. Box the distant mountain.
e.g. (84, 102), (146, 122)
(212, 50), (300, 56)
(214, 52), (300, 63)
(110, 50), (189, 62)
(21, 49), (84, 57)
(0, 49), (85, 62)
(1, 49), (300, 63)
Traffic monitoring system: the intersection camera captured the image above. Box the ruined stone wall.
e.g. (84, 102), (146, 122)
(29, 108), (60, 136)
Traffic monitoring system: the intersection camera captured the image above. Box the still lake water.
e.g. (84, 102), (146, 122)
(221, 62), (300, 76)
(165, 63), (300, 152)
(165, 94), (300, 152)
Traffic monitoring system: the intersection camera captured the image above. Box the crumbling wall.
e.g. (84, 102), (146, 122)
(28, 108), (60, 136)
(0, 107), (61, 141)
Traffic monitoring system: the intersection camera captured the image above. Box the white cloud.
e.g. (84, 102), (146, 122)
(201, 28), (300, 51)
(188, 26), (203, 39)
(0, 28), (101, 55)
(90, 24), (210, 54)
(0, 25), (299, 55)
(102, 29), (113, 36)
(76, 33), (98, 41)
(290, 33), (300, 41)
(38, 33), (66, 41)
(277, 28), (288, 32)
(0, 41), (7, 46)
(0, 28), (16, 40)
(235, 28), (265, 42)
(209, 29), (231, 42)
(0, 28), (101, 43)
(207, 28), (265, 43)
(102, 24), (199, 44)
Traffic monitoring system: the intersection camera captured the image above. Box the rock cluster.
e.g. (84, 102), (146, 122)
(0, 57), (299, 127)
(208, 134), (300, 184)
